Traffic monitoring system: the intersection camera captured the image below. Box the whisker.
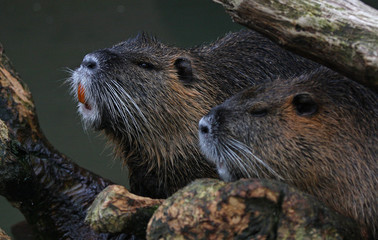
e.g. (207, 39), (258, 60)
(112, 81), (148, 124)
(227, 138), (283, 180)
(104, 82), (135, 132)
(224, 143), (253, 177)
(226, 139), (265, 177)
(104, 81), (150, 138)
(61, 67), (75, 75)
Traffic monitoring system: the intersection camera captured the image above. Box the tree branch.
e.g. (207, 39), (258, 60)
(147, 179), (363, 239)
(0, 227), (10, 240)
(213, 0), (378, 90)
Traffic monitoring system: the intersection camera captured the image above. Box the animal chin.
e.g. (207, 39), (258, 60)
(80, 102), (92, 111)
(199, 138), (219, 167)
(78, 99), (100, 130)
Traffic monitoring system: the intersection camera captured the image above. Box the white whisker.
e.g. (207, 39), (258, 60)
(222, 141), (254, 178)
(113, 81), (148, 124)
(227, 139), (265, 177)
(216, 137), (283, 180)
(105, 82), (135, 131)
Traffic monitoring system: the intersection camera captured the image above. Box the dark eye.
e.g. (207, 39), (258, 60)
(137, 61), (154, 70)
(249, 108), (268, 117)
(292, 93), (318, 116)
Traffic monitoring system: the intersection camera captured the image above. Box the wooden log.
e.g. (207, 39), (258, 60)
(213, 0), (378, 90)
(147, 179), (364, 239)
(85, 185), (163, 238)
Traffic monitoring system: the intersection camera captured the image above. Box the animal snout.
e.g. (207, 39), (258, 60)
(199, 116), (212, 135)
(80, 49), (119, 72)
(81, 53), (99, 71)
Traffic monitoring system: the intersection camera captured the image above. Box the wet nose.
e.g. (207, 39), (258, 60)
(81, 53), (99, 70)
(199, 116), (212, 135)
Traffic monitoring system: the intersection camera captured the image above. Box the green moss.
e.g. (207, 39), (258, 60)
(266, 0), (323, 19)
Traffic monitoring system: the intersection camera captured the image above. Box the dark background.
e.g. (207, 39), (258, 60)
(0, 0), (376, 237)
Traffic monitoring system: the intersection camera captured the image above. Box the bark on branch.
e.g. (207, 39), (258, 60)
(147, 179), (363, 239)
(0, 228), (10, 240)
(85, 185), (163, 238)
(213, 0), (378, 90)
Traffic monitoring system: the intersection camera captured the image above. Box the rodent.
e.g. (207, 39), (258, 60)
(70, 29), (319, 199)
(199, 67), (377, 238)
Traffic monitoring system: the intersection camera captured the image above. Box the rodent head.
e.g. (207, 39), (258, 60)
(199, 68), (377, 187)
(70, 33), (216, 172)
(199, 67), (378, 236)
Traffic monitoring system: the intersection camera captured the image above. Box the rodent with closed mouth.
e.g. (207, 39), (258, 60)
(199, 67), (378, 238)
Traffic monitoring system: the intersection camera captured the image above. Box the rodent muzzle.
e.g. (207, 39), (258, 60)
(198, 114), (218, 158)
(80, 49), (119, 74)
(199, 117), (211, 135)
(81, 53), (99, 71)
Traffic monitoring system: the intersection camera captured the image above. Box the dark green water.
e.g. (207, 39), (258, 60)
(0, 0), (376, 238)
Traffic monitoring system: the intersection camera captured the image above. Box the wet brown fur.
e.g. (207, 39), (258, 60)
(200, 67), (377, 238)
(71, 29), (319, 198)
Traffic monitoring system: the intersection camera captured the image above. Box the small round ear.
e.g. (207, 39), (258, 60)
(174, 57), (193, 84)
(292, 93), (318, 116)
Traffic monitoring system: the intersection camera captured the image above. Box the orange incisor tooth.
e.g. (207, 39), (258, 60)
(78, 83), (86, 104)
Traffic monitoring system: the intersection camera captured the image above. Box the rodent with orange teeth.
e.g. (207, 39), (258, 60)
(69, 29), (319, 198)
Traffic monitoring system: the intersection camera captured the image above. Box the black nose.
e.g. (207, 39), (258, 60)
(199, 117), (211, 135)
(81, 53), (99, 70)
